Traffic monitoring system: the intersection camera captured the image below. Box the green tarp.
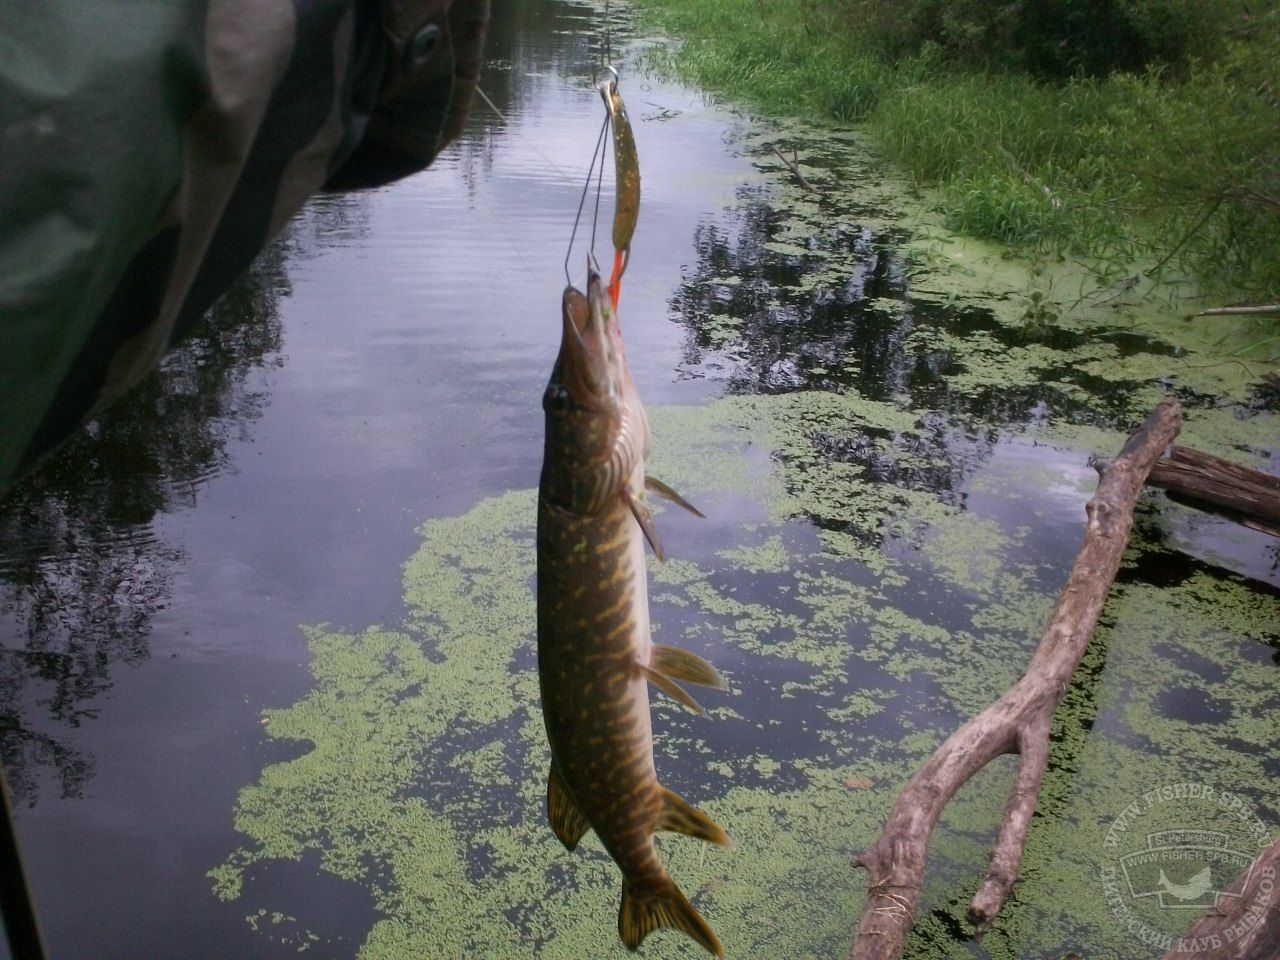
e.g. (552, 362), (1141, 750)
(0, 0), (489, 491)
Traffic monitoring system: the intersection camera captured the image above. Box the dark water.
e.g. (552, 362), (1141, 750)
(0, 4), (752, 956)
(2, 1), (1277, 958)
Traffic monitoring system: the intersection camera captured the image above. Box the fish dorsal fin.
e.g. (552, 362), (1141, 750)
(658, 786), (732, 847)
(641, 665), (706, 716)
(547, 765), (590, 851)
(652, 644), (727, 690)
(625, 489), (665, 561)
(619, 878), (724, 958)
(644, 475), (705, 518)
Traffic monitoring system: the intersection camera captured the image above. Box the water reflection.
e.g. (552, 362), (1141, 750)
(296, 191), (374, 250)
(665, 167), (1280, 596)
(0, 1), (1272, 955)
(669, 188), (1009, 531)
(673, 194), (915, 398)
(0, 0), (616, 822)
(0, 242), (288, 806)
(668, 184), (1165, 431)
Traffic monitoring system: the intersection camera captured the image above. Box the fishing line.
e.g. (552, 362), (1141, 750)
(564, 113), (611, 285)
(574, 0), (615, 279)
(471, 84), (615, 286)
(474, 85), (579, 187)
(448, 86), (559, 283)
(476, 80), (614, 288)
(471, 177), (542, 283)
(477, 1), (620, 290)
(603, 0), (613, 71)
(589, 125), (607, 260)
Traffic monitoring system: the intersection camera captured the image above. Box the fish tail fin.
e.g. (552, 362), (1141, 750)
(619, 878), (723, 957)
(659, 786), (732, 847)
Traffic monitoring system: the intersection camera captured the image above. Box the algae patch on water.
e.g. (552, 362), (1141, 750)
(671, 110), (1279, 435)
(214, 384), (1277, 959)
(212, 51), (1276, 960)
(209, 476), (903, 958)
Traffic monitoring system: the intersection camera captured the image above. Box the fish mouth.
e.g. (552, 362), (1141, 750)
(559, 269), (620, 404)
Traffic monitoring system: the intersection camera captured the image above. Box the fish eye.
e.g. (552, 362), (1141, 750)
(543, 383), (573, 415)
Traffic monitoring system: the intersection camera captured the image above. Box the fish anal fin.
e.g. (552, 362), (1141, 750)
(619, 879), (723, 958)
(652, 644), (727, 690)
(625, 490), (665, 561)
(658, 786), (732, 848)
(644, 475), (705, 518)
(547, 765), (590, 851)
(640, 665), (706, 716)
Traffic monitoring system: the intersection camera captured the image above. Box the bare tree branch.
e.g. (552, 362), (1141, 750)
(771, 145), (818, 193)
(1187, 304), (1280, 318)
(845, 397), (1183, 960)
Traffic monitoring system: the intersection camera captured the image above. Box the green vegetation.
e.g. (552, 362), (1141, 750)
(212, 392), (1280, 957)
(637, 0), (1280, 298)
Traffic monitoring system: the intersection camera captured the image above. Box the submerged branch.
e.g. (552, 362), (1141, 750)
(845, 398), (1183, 960)
(771, 145), (818, 194)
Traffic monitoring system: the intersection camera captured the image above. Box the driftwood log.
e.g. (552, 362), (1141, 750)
(845, 397), (1183, 960)
(1096, 445), (1280, 539)
(1164, 837), (1280, 960)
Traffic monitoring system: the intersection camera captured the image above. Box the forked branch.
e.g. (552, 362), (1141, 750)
(845, 397), (1183, 960)
(771, 145), (818, 193)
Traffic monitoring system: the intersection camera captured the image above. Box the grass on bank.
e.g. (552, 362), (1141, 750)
(635, 0), (1280, 300)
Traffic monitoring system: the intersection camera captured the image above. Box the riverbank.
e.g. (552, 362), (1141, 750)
(635, 0), (1279, 302)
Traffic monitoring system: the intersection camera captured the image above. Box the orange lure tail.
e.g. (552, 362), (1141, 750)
(608, 248), (626, 311)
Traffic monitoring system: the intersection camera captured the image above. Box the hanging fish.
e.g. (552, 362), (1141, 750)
(537, 269), (729, 956)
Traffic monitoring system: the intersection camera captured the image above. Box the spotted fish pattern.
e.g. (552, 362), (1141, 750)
(537, 271), (729, 956)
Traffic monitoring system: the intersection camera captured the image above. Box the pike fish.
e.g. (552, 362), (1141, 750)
(537, 270), (730, 956)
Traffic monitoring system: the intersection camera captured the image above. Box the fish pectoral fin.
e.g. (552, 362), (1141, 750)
(642, 646), (726, 715)
(644, 475), (705, 518)
(658, 786), (733, 848)
(652, 645), (727, 690)
(640, 665), (706, 717)
(625, 490), (666, 561)
(619, 879), (724, 958)
(547, 765), (590, 851)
